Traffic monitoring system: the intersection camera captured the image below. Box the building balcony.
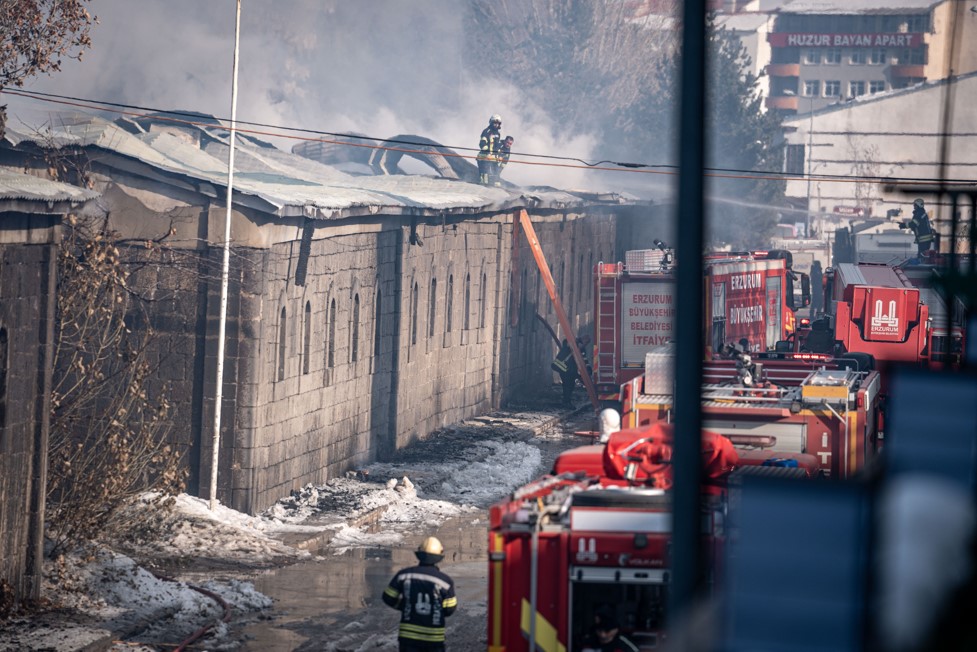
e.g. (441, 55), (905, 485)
(765, 63), (801, 77)
(766, 95), (799, 111)
(890, 64), (925, 78)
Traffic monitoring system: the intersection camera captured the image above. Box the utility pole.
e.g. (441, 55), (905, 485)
(806, 97), (814, 237)
(210, 0), (241, 511)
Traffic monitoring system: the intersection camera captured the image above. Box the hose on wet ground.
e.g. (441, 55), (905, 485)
(114, 571), (233, 651)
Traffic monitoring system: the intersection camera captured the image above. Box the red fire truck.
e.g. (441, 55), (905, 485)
(487, 423), (817, 652)
(799, 261), (965, 368)
(618, 348), (884, 479)
(593, 248), (809, 405)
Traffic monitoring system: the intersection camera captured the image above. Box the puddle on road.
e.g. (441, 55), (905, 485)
(238, 418), (590, 651)
(240, 513), (491, 651)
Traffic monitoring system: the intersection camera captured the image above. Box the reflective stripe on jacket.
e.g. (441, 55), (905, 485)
(382, 564), (457, 643)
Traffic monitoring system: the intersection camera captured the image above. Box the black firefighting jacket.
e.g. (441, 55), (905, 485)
(382, 563), (457, 645)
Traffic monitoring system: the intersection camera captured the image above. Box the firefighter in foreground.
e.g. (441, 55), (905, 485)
(901, 197), (936, 255)
(382, 537), (457, 651)
(477, 114), (502, 184)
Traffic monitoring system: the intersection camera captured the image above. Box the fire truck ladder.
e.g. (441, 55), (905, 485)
(596, 269), (618, 385)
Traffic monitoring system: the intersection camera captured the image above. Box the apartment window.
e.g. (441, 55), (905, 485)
(277, 306), (287, 381)
(804, 80), (821, 97)
(373, 289), (382, 358)
(870, 80), (886, 94)
(849, 50), (865, 64)
(907, 15), (928, 32)
(823, 48), (842, 64)
(802, 49), (820, 64)
(327, 298), (336, 368)
(464, 273), (471, 330)
(824, 80), (841, 97)
(869, 48), (886, 65)
(351, 294), (360, 362)
(428, 278), (437, 338)
(849, 80), (866, 97)
(302, 301), (311, 375)
(785, 144), (805, 175)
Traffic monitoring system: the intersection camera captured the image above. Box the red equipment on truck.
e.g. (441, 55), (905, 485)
(618, 346), (883, 479)
(799, 262), (965, 368)
(593, 247), (809, 405)
(487, 423), (817, 652)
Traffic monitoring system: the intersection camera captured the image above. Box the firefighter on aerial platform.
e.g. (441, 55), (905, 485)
(901, 198), (936, 255)
(382, 537), (457, 652)
(477, 114), (503, 185)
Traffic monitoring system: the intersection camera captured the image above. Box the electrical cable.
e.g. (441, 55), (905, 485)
(4, 87), (977, 187)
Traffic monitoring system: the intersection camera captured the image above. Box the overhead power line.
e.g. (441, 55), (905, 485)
(4, 88), (977, 187)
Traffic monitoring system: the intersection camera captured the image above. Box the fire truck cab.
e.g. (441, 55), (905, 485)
(799, 262), (965, 367)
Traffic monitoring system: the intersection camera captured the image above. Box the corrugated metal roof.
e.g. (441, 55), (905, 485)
(4, 111), (634, 220)
(716, 13), (771, 31)
(779, 0), (937, 14)
(0, 169), (98, 203)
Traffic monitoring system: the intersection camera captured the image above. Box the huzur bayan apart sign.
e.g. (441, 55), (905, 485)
(768, 33), (923, 48)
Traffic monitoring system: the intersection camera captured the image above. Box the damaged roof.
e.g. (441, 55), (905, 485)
(0, 168), (98, 205)
(3, 110), (637, 220)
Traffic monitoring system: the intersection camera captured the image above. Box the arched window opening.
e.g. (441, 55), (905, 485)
(328, 299), (336, 368)
(302, 301), (311, 375)
(0, 327), (7, 432)
(351, 294), (360, 363)
(411, 282), (419, 346)
(277, 306), (287, 381)
(374, 289), (383, 357)
(480, 273), (488, 329)
(446, 275), (454, 333)
(588, 252), (594, 302)
(519, 269), (528, 332)
(533, 269), (541, 331)
(428, 278), (437, 338)
(464, 273), (471, 330)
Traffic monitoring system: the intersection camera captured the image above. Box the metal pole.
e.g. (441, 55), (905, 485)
(806, 100), (814, 237)
(210, 0), (241, 511)
(670, 0), (707, 626)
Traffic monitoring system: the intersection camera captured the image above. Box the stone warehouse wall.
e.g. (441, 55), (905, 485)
(199, 208), (618, 513)
(0, 214), (58, 605)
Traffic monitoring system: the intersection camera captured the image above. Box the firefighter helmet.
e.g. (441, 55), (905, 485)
(914, 198), (925, 208)
(490, 114), (502, 127)
(416, 536), (445, 564)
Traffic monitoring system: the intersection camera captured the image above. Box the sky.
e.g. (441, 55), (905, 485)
(10, 0), (601, 190)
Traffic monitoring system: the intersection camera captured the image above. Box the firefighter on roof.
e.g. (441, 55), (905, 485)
(901, 198), (936, 255)
(382, 536), (457, 651)
(489, 135), (514, 186)
(477, 114), (502, 185)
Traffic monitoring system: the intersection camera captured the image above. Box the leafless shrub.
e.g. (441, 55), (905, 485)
(46, 213), (187, 557)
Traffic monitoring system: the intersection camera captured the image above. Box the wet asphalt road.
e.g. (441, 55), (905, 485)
(234, 408), (594, 651)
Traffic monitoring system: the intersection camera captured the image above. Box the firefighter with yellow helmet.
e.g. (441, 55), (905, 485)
(382, 536), (457, 651)
(477, 114), (503, 185)
(901, 198), (936, 255)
